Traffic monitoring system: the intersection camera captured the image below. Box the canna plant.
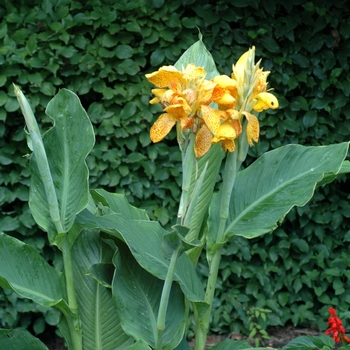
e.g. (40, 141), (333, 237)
(0, 36), (349, 350)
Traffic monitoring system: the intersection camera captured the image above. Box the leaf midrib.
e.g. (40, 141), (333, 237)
(225, 167), (323, 235)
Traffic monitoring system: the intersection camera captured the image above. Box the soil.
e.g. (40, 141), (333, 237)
(40, 325), (324, 349)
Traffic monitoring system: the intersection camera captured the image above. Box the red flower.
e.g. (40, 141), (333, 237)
(325, 307), (350, 344)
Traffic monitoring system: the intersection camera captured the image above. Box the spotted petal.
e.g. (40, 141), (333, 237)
(201, 105), (222, 134)
(183, 64), (206, 80)
(242, 112), (259, 146)
(150, 113), (176, 143)
(146, 66), (183, 88)
(165, 101), (192, 120)
(195, 123), (213, 158)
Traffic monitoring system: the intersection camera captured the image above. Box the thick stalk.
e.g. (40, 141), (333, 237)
(155, 248), (180, 350)
(194, 246), (223, 350)
(194, 146), (242, 350)
(177, 134), (196, 225)
(62, 235), (82, 350)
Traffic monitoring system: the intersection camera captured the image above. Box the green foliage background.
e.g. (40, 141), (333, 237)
(0, 0), (349, 337)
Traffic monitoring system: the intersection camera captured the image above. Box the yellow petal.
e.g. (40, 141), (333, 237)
(232, 118), (243, 137)
(199, 79), (217, 105)
(179, 116), (193, 131)
(211, 84), (226, 100)
(150, 113), (176, 143)
(212, 75), (237, 107)
(253, 71), (270, 94)
(165, 100), (191, 119)
(150, 97), (160, 104)
(213, 75), (237, 88)
(232, 46), (255, 85)
(214, 91), (236, 108)
(195, 124), (213, 158)
(183, 88), (197, 105)
(183, 64), (206, 80)
(226, 109), (240, 120)
(222, 139), (236, 152)
(150, 88), (167, 104)
(151, 88), (166, 98)
(212, 121), (237, 143)
(201, 105), (222, 134)
(253, 92), (279, 112)
(146, 66), (183, 88)
(243, 112), (259, 146)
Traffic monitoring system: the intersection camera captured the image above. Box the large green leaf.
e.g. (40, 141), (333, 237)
(317, 159), (350, 187)
(224, 143), (349, 239)
(29, 89), (95, 244)
(175, 34), (220, 79)
(282, 335), (334, 350)
(75, 208), (205, 302)
(113, 244), (186, 350)
(90, 189), (149, 220)
(174, 336), (192, 350)
(0, 329), (49, 350)
(72, 230), (133, 350)
(125, 340), (152, 350)
(0, 232), (66, 307)
(209, 339), (252, 350)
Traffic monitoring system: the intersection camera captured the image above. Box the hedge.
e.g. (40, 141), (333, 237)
(0, 0), (349, 338)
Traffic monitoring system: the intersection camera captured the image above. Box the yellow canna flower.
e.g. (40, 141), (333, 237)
(146, 47), (278, 157)
(228, 47), (279, 148)
(146, 64), (217, 143)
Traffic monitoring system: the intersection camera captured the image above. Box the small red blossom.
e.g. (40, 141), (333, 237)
(325, 307), (350, 344)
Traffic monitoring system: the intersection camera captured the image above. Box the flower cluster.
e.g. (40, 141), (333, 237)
(145, 47), (279, 158)
(325, 307), (350, 344)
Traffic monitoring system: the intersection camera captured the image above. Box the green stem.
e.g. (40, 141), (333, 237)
(156, 248), (179, 350)
(177, 134), (196, 225)
(62, 235), (82, 350)
(194, 143), (243, 350)
(216, 149), (240, 243)
(194, 246), (223, 350)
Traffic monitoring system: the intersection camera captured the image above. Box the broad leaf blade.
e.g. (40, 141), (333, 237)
(75, 210), (205, 302)
(174, 336), (192, 350)
(113, 244), (186, 350)
(0, 232), (65, 307)
(91, 189), (149, 220)
(0, 329), (49, 350)
(29, 89), (95, 243)
(317, 159), (350, 187)
(282, 335), (331, 350)
(72, 230), (133, 350)
(126, 340), (152, 350)
(209, 339), (252, 350)
(175, 34), (220, 79)
(225, 143), (349, 239)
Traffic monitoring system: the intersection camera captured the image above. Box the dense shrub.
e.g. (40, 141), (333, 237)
(0, 0), (349, 336)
